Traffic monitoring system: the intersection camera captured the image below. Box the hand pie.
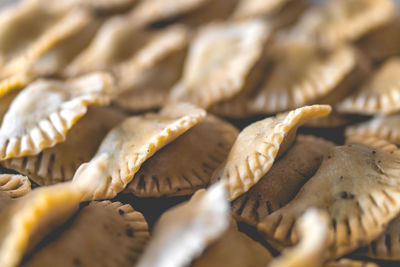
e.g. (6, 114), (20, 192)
(0, 1), (91, 80)
(346, 114), (400, 145)
(258, 138), (400, 258)
(64, 16), (185, 77)
(208, 47), (272, 118)
(114, 25), (189, 111)
(115, 49), (187, 112)
(357, 17), (400, 62)
(0, 13), (98, 104)
(123, 115), (238, 197)
(0, 72), (114, 160)
(337, 58), (400, 116)
(0, 182), (83, 267)
(278, 0), (395, 48)
(138, 182), (272, 267)
(211, 105), (331, 200)
(2, 107), (125, 185)
(29, 17), (101, 79)
(250, 43), (359, 114)
(22, 201), (149, 267)
(64, 15), (145, 76)
(72, 103), (206, 200)
(169, 20), (269, 108)
(232, 135), (334, 226)
(137, 182), (230, 267)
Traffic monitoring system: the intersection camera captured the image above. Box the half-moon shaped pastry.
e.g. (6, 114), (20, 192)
(22, 201), (149, 267)
(0, 182), (83, 267)
(124, 115), (238, 197)
(346, 114), (400, 145)
(72, 103), (206, 200)
(0, 72), (114, 160)
(137, 182), (230, 267)
(337, 58), (400, 116)
(211, 105), (331, 200)
(278, 0), (395, 48)
(258, 138), (400, 258)
(232, 135), (334, 226)
(2, 107), (125, 185)
(169, 20), (269, 108)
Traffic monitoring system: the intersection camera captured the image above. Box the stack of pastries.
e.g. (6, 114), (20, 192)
(0, 0), (399, 266)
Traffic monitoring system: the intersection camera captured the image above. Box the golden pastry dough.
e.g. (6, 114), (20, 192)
(0, 72), (114, 160)
(169, 20), (269, 108)
(346, 114), (400, 145)
(268, 209), (330, 267)
(0, 3), (91, 79)
(278, 0), (395, 48)
(64, 16), (141, 76)
(72, 103), (206, 200)
(114, 25), (189, 111)
(0, 1), (92, 96)
(211, 105), (331, 200)
(0, 182), (83, 267)
(22, 201), (149, 267)
(115, 49), (186, 112)
(29, 17), (101, 79)
(0, 73), (30, 99)
(258, 139), (400, 258)
(124, 115), (238, 197)
(2, 107), (125, 185)
(208, 49), (272, 118)
(232, 135), (334, 226)
(64, 14), (176, 77)
(358, 17), (400, 62)
(250, 43), (358, 114)
(337, 58), (400, 115)
(137, 182), (229, 267)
